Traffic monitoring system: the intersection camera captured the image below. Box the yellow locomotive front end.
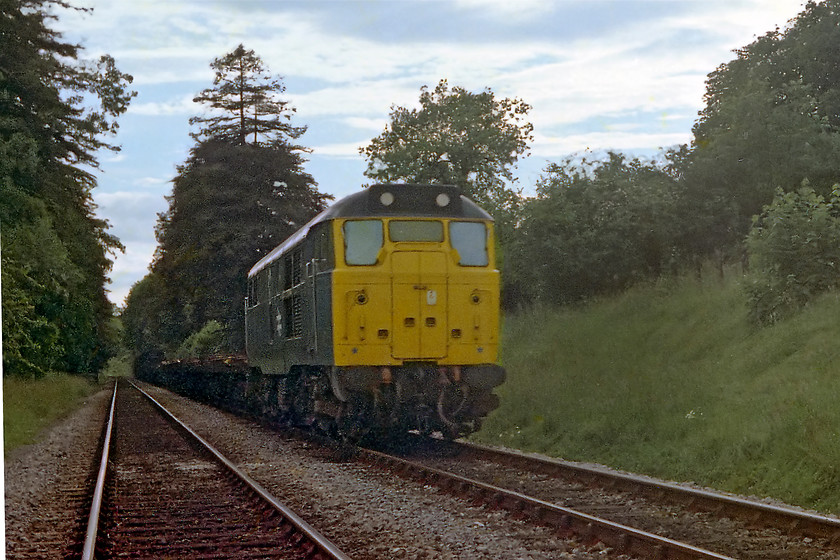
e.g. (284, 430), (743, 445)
(332, 216), (499, 367)
(328, 184), (505, 438)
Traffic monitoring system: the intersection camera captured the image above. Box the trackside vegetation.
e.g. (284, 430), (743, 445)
(474, 272), (840, 514)
(3, 373), (99, 454)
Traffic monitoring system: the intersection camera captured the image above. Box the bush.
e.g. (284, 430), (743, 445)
(170, 320), (227, 360)
(746, 185), (840, 324)
(507, 152), (681, 306)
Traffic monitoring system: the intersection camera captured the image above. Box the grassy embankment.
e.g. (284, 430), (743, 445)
(476, 272), (840, 514)
(3, 352), (132, 455)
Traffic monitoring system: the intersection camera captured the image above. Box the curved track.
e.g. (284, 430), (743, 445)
(354, 444), (731, 559)
(358, 436), (840, 559)
(454, 439), (840, 543)
(74, 379), (350, 560)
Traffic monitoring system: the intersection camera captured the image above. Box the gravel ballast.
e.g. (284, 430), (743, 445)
(6, 380), (623, 558)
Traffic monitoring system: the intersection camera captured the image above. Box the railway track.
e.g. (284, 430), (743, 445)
(69, 380), (840, 558)
(356, 436), (840, 559)
(71, 379), (350, 560)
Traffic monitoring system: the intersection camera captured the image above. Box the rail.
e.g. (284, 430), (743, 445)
(80, 380), (117, 560)
(458, 440), (840, 543)
(129, 380), (351, 560)
(357, 445), (733, 559)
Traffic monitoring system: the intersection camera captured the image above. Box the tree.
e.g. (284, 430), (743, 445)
(148, 140), (329, 352)
(189, 44), (305, 146)
(684, 0), (840, 262)
(124, 47), (330, 356)
(508, 152), (681, 305)
(1, 0), (135, 376)
(746, 185), (840, 324)
(359, 79), (532, 226)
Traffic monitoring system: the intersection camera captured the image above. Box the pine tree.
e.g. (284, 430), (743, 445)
(189, 44), (305, 145)
(125, 46), (330, 356)
(150, 140), (329, 352)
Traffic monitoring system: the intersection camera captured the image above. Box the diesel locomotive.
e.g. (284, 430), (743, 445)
(244, 183), (505, 440)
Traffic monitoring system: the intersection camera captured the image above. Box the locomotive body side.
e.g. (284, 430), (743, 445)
(245, 219), (335, 374)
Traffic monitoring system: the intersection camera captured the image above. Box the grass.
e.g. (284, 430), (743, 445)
(2, 359), (129, 456)
(475, 273), (840, 513)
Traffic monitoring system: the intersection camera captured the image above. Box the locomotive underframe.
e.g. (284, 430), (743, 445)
(140, 358), (504, 442)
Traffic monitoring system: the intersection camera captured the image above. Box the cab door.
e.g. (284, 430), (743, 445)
(391, 251), (448, 360)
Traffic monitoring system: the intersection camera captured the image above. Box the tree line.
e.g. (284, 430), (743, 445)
(360, 0), (840, 323)
(6, 0), (840, 375)
(2, 0), (135, 376)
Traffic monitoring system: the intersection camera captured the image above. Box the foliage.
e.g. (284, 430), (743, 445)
(683, 0), (840, 259)
(121, 272), (176, 355)
(189, 43), (305, 146)
(745, 185), (840, 324)
(359, 79), (532, 241)
(171, 320), (226, 361)
(507, 152), (681, 305)
(4, 372), (98, 454)
(123, 46), (330, 357)
(1, 0), (135, 377)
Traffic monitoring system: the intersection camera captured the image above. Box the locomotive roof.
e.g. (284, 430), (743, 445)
(249, 184), (492, 278)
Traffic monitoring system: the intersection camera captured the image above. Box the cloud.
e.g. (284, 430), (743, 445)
(532, 130), (691, 159)
(61, 0), (809, 307)
(107, 241), (159, 306)
(311, 142), (367, 158)
(102, 152), (127, 163)
(131, 176), (171, 188)
(342, 116), (388, 131)
(453, 0), (555, 21)
(94, 191), (168, 241)
(129, 94), (199, 116)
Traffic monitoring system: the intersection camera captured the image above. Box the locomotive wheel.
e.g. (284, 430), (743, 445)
(437, 384), (470, 440)
(336, 396), (374, 444)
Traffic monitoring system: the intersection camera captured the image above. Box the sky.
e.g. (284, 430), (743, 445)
(52, 0), (808, 307)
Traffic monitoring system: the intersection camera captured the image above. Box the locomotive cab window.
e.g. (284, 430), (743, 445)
(450, 221), (489, 266)
(343, 219), (383, 265)
(389, 220), (443, 242)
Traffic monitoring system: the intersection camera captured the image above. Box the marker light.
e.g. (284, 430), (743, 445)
(435, 193), (450, 207)
(380, 192), (395, 206)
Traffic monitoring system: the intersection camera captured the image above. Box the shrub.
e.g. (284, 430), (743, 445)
(745, 185), (840, 324)
(170, 320), (227, 360)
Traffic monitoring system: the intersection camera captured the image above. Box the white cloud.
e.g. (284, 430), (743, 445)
(453, 0), (556, 21)
(61, 0), (809, 306)
(342, 116), (388, 131)
(107, 242), (159, 306)
(94, 192), (168, 304)
(311, 142), (368, 158)
(532, 130), (691, 158)
(131, 176), (171, 188)
(94, 191), (168, 241)
(129, 94), (199, 116)
(102, 152), (127, 163)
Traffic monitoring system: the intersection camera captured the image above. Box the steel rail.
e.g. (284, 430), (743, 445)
(81, 380), (118, 560)
(128, 380), (351, 560)
(358, 446), (734, 560)
(456, 440), (840, 543)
